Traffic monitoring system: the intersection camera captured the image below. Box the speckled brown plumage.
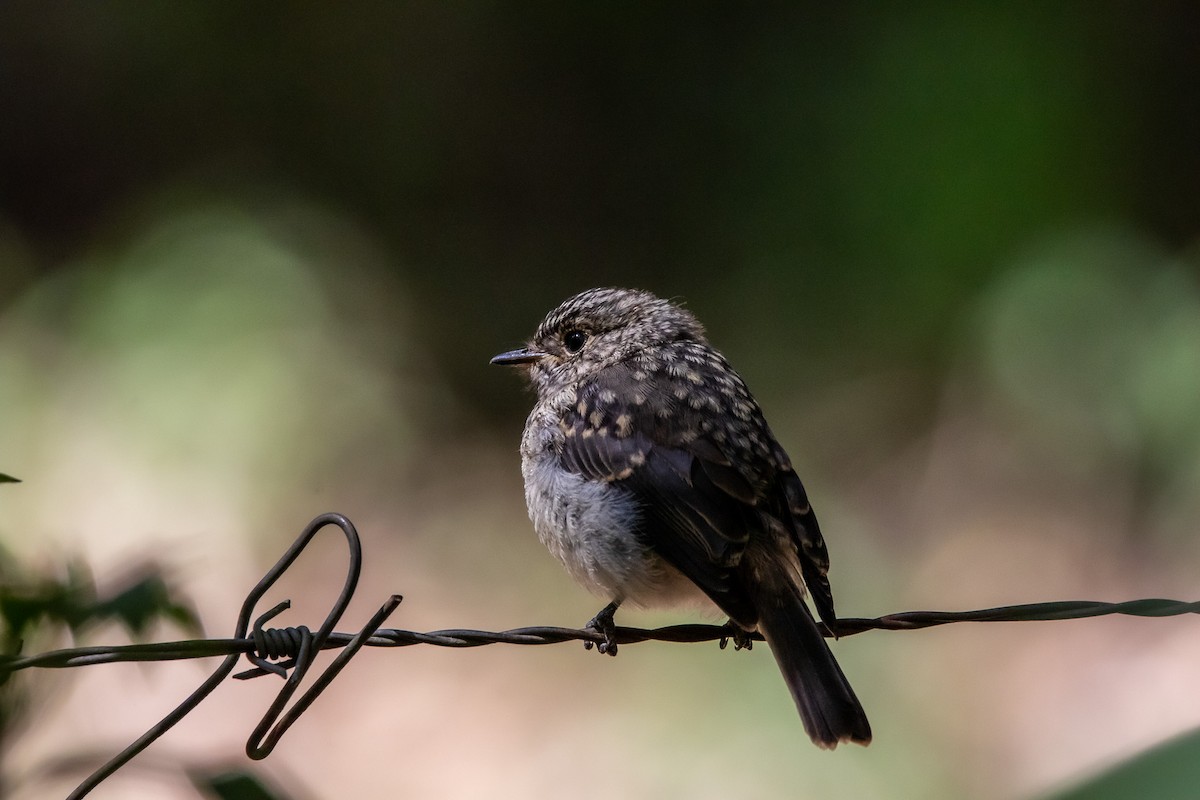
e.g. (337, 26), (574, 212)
(493, 287), (870, 748)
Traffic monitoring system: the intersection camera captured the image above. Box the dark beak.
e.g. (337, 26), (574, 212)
(490, 347), (546, 366)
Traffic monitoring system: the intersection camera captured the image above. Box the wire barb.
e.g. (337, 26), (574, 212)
(241, 601), (304, 678)
(0, 513), (1193, 799)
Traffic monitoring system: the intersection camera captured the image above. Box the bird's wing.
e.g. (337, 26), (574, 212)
(770, 445), (835, 625)
(556, 354), (825, 627)
(558, 409), (749, 611)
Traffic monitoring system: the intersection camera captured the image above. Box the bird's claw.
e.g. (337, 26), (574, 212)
(719, 622), (754, 651)
(584, 601), (620, 656)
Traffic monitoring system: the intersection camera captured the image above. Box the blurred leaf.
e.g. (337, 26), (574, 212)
(1, 553), (205, 800)
(191, 769), (292, 800)
(0, 474), (19, 483)
(0, 556), (92, 653)
(90, 573), (202, 638)
(0, 555), (201, 654)
(1046, 728), (1200, 800)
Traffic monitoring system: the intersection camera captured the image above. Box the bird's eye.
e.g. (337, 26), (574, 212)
(563, 330), (588, 353)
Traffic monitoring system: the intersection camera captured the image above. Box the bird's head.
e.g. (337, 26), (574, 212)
(491, 287), (707, 396)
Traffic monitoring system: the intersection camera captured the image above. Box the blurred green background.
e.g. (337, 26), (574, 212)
(2, 3), (1199, 799)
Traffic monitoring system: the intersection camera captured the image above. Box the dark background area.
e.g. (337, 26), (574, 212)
(5, 3), (1198, 409)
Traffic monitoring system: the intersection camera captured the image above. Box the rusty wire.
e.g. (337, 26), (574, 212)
(1, 512), (1197, 798)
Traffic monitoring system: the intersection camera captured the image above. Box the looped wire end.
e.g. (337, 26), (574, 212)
(68, 513), (400, 799)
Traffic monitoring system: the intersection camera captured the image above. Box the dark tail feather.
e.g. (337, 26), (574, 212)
(754, 580), (872, 749)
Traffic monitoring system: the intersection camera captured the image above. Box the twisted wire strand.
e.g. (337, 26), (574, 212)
(6, 598), (1198, 675)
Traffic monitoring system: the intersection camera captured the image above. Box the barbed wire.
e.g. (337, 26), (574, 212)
(1, 512), (1196, 799)
(12, 598), (1200, 674)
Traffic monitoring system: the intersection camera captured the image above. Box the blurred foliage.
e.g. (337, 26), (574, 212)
(0, 533), (201, 795)
(0, 541), (202, 670)
(0, 552), (200, 658)
(191, 769), (293, 800)
(1048, 728), (1200, 800)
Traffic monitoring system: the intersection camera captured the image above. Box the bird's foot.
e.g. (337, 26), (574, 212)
(584, 600), (621, 656)
(719, 621), (754, 652)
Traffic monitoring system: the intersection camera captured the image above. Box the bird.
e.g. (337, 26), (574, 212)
(491, 287), (871, 748)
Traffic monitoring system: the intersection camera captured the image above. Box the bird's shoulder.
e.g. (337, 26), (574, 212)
(559, 343), (776, 492)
